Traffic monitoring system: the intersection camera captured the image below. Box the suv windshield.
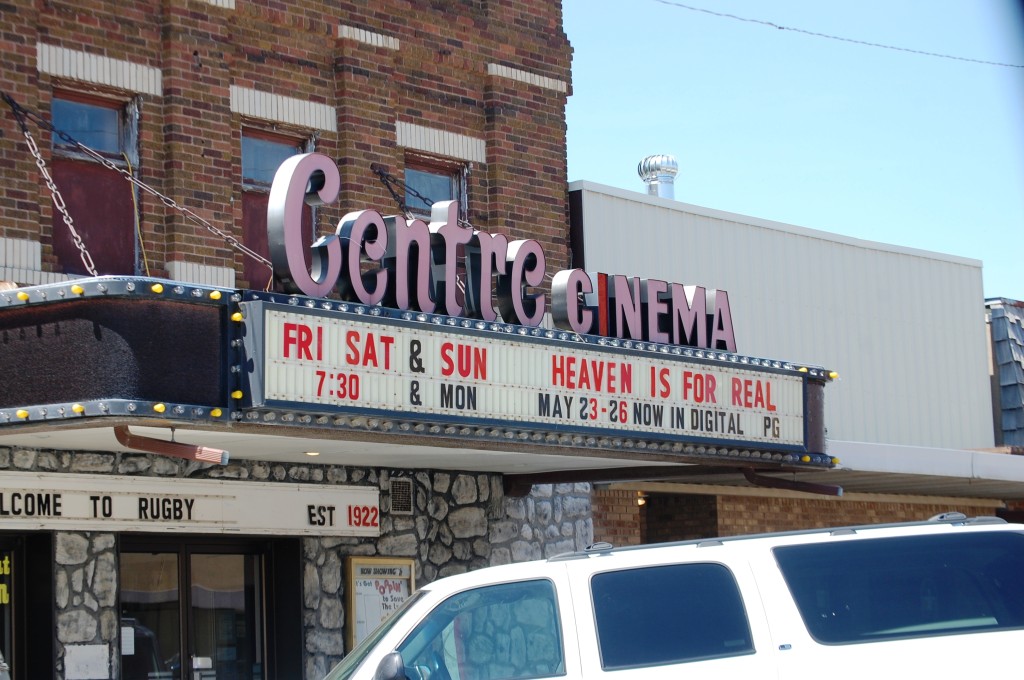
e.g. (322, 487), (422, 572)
(775, 531), (1024, 644)
(324, 591), (428, 680)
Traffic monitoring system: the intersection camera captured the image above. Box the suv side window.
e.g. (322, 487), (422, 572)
(396, 579), (564, 680)
(774, 531), (1024, 644)
(591, 563), (754, 670)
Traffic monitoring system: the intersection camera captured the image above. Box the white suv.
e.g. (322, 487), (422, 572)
(325, 514), (1024, 679)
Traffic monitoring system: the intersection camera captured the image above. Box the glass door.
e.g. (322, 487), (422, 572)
(190, 554), (263, 680)
(120, 552), (180, 680)
(121, 543), (266, 680)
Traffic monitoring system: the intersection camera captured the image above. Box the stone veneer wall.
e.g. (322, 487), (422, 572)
(0, 446), (593, 680)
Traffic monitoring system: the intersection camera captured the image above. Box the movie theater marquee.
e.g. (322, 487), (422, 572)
(242, 303), (805, 449)
(236, 154), (825, 453)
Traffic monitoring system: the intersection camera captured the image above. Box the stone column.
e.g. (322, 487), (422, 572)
(55, 532), (119, 680)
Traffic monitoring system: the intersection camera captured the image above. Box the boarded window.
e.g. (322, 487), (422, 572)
(240, 130), (310, 290)
(50, 93), (136, 276)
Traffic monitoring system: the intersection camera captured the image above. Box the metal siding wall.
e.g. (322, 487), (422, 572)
(573, 183), (992, 449)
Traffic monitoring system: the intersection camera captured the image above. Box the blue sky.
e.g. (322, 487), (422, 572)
(563, 0), (1024, 301)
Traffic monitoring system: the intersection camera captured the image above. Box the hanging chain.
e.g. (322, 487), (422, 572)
(371, 162), (478, 230)
(1, 92), (273, 274)
(370, 162), (416, 220)
(5, 93), (98, 276)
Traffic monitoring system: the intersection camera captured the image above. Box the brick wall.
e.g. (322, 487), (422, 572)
(715, 495), (1000, 536)
(592, 490), (1002, 544)
(0, 0), (572, 285)
(591, 488), (643, 547)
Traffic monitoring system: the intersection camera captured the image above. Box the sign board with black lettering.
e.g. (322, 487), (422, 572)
(0, 472), (379, 537)
(346, 556), (416, 651)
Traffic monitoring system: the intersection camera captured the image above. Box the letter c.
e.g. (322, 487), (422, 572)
(551, 269), (594, 334)
(267, 153), (343, 297)
(498, 239), (546, 326)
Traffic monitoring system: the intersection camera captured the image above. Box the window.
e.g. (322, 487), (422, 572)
(591, 563), (754, 670)
(50, 92), (138, 276)
(242, 134), (302, 190)
(404, 156), (467, 221)
(51, 97), (121, 156)
(240, 130), (307, 289)
(775, 531), (1024, 645)
(396, 579), (564, 680)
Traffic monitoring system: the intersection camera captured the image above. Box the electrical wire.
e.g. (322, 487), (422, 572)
(122, 152), (151, 276)
(651, 0), (1024, 69)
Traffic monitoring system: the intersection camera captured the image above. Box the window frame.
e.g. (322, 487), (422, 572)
(241, 128), (307, 192)
(239, 127), (312, 290)
(47, 89), (141, 276)
(403, 153), (469, 222)
(50, 90), (136, 168)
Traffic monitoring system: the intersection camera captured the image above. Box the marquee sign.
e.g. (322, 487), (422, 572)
(267, 154), (737, 351)
(241, 300), (811, 452)
(0, 152), (836, 469)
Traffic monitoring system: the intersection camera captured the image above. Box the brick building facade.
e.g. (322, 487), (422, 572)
(2, 2), (1018, 679)
(1, 0), (571, 288)
(0, 2), (588, 679)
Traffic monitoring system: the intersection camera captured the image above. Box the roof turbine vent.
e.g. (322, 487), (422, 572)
(638, 154), (678, 200)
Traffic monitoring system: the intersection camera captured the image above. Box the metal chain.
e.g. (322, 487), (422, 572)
(3, 93), (104, 276)
(10, 102), (98, 275)
(371, 162), (477, 231)
(69, 141), (272, 268)
(2, 92), (273, 274)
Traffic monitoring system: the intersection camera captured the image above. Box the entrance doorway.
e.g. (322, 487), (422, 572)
(120, 537), (300, 680)
(0, 533), (53, 680)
